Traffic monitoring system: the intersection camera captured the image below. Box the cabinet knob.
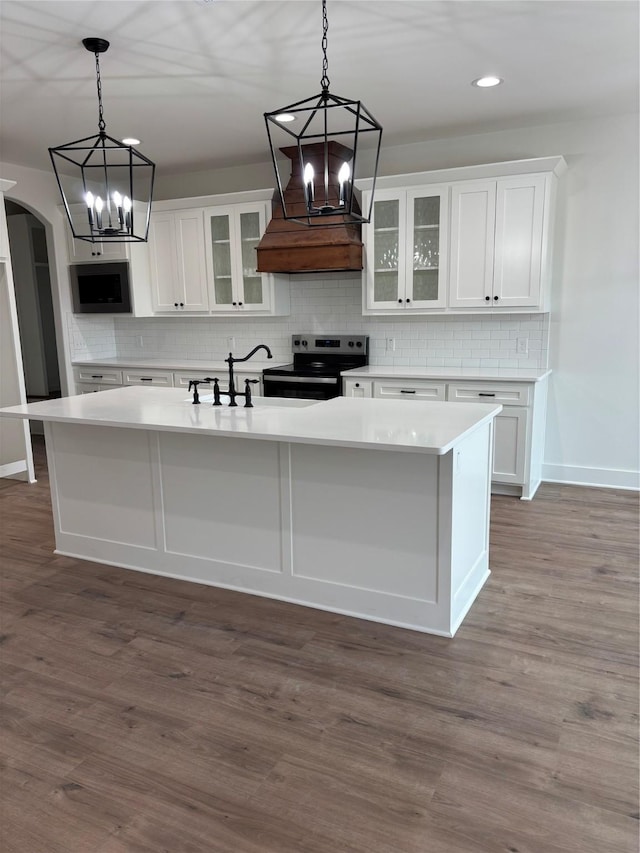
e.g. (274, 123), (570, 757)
(232, 301), (237, 306)
(179, 302), (184, 307)
(398, 299), (403, 304)
(174, 302), (178, 307)
(355, 383), (360, 388)
(485, 296), (490, 302)
(238, 301), (243, 306)
(406, 298), (411, 303)
(493, 295), (499, 301)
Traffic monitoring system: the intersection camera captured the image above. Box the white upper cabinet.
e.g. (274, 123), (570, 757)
(359, 157), (564, 315)
(204, 200), (289, 316)
(148, 208), (209, 313)
(64, 203), (129, 262)
(363, 185), (448, 313)
(449, 174), (547, 310)
(205, 202), (270, 313)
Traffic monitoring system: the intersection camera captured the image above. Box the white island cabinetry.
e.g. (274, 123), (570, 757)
(0, 388), (501, 637)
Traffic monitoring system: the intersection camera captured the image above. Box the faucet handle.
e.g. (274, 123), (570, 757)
(188, 379), (202, 405)
(243, 378), (259, 408)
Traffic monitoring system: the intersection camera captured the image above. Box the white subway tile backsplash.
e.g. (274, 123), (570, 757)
(68, 275), (549, 369)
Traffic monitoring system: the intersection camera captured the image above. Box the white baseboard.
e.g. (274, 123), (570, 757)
(0, 459), (28, 479)
(542, 463), (640, 491)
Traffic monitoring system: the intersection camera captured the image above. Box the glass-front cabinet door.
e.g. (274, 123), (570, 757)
(205, 202), (270, 313)
(406, 186), (448, 309)
(363, 191), (406, 311)
(238, 209), (268, 310)
(363, 186), (447, 312)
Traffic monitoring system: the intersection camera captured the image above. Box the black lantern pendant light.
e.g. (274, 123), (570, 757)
(49, 38), (155, 244)
(264, 0), (382, 226)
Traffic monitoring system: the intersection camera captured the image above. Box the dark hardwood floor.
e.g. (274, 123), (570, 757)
(1, 436), (638, 852)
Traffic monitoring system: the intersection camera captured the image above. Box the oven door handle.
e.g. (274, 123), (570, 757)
(263, 375), (338, 385)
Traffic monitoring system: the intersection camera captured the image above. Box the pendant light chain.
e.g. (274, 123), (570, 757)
(320, 0), (330, 92)
(94, 50), (106, 132)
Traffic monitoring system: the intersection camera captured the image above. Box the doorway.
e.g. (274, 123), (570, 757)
(5, 202), (61, 434)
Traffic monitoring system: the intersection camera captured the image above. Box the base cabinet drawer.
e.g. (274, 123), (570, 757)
(123, 369), (174, 387)
(74, 367), (123, 385)
(343, 378), (373, 398)
(373, 380), (446, 401)
(446, 382), (530, 406)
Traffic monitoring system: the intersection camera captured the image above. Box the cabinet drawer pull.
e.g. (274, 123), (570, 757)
(139, 377), (153, 382)
(478, 392), (496, 397)
(91, 374), (103, 379)
(400, 389), (416, 394)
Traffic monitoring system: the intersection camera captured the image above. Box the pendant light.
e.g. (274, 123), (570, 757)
(264, 0), (382, 226)
(49, 38), (155, 244)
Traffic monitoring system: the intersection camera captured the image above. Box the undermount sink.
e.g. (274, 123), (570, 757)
(186, 394), (317, 409)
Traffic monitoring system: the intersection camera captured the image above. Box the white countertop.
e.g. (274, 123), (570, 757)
(0, 386), (501, 456)
(72, 357), (288, 372)
(340, 365), (551, 382)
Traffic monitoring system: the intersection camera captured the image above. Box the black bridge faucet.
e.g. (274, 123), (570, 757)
(200, 344), (273, 408)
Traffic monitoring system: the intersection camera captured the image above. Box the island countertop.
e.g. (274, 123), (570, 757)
(0, 386), (501, 456)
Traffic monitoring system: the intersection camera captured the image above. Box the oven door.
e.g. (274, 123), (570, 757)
(262, 374), (341, 400)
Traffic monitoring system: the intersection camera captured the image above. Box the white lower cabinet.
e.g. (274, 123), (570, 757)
(343, 378), (373, 398)
(347, 374), (548, 499)
(445, 380), (547, 498)
(122, 369), (174, 387)
(373, 379), (446, 401)
(73, 367), (123, 394)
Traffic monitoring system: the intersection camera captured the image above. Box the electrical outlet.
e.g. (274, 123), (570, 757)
(227, 336), (236, 351)
(517, 336), (529, 355)
(386, 338), (396, 352)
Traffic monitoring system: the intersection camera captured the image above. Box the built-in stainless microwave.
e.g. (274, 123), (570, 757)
(70, 262), (132, 314)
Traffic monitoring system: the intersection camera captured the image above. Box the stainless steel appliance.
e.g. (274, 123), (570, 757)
(262, 334), (369, 400)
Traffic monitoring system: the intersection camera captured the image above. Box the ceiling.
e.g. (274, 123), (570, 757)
(1, 0), (638, 177)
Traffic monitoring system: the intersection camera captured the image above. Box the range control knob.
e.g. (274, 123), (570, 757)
(356, 341), (362, 348)
(302, 339), (308, 347)
(348, 341), (354, 347)
(293, 339), (300, 346)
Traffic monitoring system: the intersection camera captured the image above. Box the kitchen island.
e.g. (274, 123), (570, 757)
(0, 387), (501, 636)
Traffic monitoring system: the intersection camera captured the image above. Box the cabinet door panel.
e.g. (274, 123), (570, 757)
(208, 214), (234, 307)
(364, 194), (405, 310)
(493, 408), (527, 484)
(343, 379), (373, 398)
(148, 213), (178, 311)
(238, 210), (267, 310)
(407, 187), (448, 308)
(493, 175), (545, 307)
(449, 181), (496, 308)
(175, 210), (209, 312)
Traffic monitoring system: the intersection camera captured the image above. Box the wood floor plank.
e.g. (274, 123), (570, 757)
(0, 436), (637, 852)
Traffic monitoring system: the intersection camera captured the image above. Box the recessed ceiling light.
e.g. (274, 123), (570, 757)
(274, 113), (296, 123)
(471, 76), (503, 88)
(121, 137), (141, 145)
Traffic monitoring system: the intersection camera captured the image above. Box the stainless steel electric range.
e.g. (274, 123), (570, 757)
(262, 334), (369, 400)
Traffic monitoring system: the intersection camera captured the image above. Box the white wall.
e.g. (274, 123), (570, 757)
(0, 163), (74, 397)
(3, 112), (639, 489)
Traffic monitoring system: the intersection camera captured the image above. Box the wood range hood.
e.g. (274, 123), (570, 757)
(256, 142), (363, 274)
